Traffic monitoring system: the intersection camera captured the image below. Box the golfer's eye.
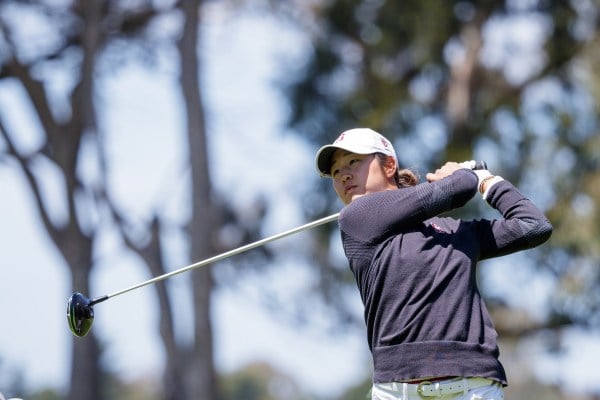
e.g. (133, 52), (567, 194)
(331, 168), (340, 177)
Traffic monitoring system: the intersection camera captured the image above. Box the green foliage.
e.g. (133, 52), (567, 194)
(96, 372), (161, 400)
(26, 389), (63, 400)
(218, 362), (311, 400)
(332, 377), (372, 400)
(284, 0), (600, 337)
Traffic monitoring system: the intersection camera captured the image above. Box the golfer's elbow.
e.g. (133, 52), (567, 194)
(525, 217), (553, 247)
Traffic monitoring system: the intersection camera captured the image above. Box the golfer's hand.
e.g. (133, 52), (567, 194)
(426, 162), (464, 182)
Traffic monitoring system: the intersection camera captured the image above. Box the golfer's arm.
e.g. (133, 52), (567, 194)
(340, 169), (478, 242)
(480, 181), (553, 258)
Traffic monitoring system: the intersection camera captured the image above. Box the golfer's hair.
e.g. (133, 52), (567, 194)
(375, 153), (419, 188)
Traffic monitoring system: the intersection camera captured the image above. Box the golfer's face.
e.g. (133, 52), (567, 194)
(330, 150), (389, 204)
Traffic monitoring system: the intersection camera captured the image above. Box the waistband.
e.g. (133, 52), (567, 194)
(374, 377), (496, 398)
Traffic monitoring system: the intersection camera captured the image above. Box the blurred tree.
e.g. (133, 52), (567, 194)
(0, 0), (295, 398)
(177, 0), (217, 397)
(0, 1), (117, 397)
(20, 362), (313, 400)
(2, 0), (600, 398)
(28, 390), (65, 400)
(218, 362), (309, 400)
(98, 372), (160, 400)
(279, 0), (600, 395)
(0, 0), (253, 399)
(332, 376), (372, 400)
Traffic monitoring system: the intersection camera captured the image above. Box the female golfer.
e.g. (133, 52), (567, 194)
(315, 128), (552, 400)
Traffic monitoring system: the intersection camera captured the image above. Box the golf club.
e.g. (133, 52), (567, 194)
(67, 212), (340, 337)
(67, 160), (487, 337)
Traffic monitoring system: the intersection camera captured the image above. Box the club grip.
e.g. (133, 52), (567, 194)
(473, 160), (487, 170)
(460, 160), (488, 170)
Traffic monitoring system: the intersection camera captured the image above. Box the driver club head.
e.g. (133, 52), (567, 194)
(67, 292), (94, 337)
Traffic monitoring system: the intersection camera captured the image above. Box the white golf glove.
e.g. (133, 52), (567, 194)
(474, 170), (504, 199)
(459, 160), (504, 200)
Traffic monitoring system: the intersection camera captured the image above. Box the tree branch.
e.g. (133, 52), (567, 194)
(0, 116), (63, 247)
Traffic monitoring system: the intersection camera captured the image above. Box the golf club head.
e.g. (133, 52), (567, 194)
(67, 292), (94, 337)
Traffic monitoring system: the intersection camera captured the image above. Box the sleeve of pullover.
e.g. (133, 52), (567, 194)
(478, 180), (553, 259)
(339, 169), (478, 243)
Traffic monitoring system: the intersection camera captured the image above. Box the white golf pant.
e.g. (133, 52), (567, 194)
(372, 377), (504, 400)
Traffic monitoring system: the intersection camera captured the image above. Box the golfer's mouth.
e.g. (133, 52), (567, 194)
(345, 185), (360, 196)
(345, 185), (358, 195)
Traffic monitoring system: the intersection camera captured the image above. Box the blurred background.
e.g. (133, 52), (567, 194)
(0, 0), (599, 399)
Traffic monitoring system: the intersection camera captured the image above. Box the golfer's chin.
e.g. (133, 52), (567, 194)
(346, 192), (367, 204)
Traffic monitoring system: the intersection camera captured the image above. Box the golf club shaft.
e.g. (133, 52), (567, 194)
(88, 160), (487, 306)
(90, 212), (341, 306)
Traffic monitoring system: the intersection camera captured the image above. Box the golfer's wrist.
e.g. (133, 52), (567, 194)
(480, 176), (504, 199)
(479, 175), (495, 194)
(474, 170), (504, 199)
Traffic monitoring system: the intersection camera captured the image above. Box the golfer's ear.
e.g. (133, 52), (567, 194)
(384, 156), (397, 178)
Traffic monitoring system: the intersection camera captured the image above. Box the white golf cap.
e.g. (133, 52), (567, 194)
(315, 128), (398, 176)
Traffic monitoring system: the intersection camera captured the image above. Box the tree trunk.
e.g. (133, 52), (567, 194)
(66, 2), (104, 397)
(68, 257), (102, 400)
(141, 220), (186, 400)
(177, 0), (218, 398)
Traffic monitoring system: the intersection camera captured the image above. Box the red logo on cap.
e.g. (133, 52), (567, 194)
(380, 138), (389, 149)
(335, 133), (345, 143)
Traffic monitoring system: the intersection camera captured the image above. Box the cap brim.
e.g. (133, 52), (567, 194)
(315, 145), (338, 176)
(315, 144), (377, 176)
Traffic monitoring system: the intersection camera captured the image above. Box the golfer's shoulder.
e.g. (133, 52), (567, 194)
(339, 195), (389, 239)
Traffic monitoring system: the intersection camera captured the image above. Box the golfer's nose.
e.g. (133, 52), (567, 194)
(341, 172), (351, 183)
